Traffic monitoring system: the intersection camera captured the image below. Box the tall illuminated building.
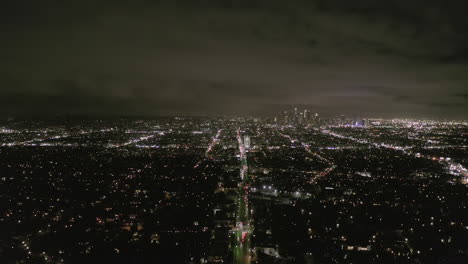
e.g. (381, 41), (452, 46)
(314, 113), (319, 126)
(244, 135), (251, 150)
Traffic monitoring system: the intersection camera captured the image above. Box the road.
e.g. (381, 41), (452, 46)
(278, 130), (337, 183)
(194, 129), (222, 168)
(233, 128), (252, 264)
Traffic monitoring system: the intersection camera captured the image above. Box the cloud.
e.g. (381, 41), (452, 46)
(453, 93), (468, 99)
(0, 0), (467, 118)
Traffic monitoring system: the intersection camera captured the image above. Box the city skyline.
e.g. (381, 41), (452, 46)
(1, 115), (467, 263)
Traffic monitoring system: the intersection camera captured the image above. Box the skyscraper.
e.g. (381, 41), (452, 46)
(314, 113), (320, 126)
(244, 135), (251, 150)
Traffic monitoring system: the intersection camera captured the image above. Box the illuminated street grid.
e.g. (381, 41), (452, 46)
(1, 113), (468, 264)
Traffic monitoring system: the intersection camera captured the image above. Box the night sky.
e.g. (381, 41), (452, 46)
(1, 0), (467, 118)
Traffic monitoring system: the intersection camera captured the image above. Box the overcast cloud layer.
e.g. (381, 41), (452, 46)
(1, 0), (467, 118)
